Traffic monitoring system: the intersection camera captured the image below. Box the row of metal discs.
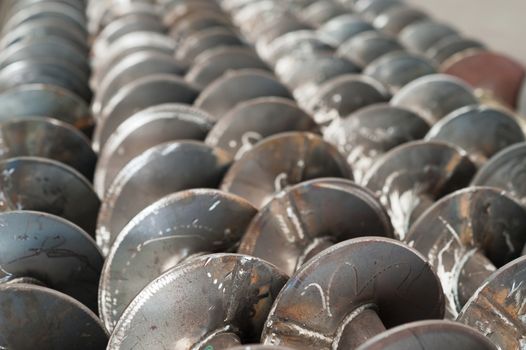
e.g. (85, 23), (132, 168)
(0, 0), (526, 349)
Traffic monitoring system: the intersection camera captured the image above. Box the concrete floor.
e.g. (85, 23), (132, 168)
(406, 0), (526, 65)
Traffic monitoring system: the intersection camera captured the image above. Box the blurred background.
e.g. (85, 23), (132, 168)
(407, 0), (526, 65)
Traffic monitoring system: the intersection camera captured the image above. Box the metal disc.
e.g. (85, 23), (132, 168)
(164, 1), (221, 28)
(261, 237), (444, 349)
(175, 27), (244, 65)
(90, 2), (160, 36)
(337, 31), (403, 68)
(425, 105), (525, 166)
(0, 156), (98, 233)
(363, 141), (476, 240)
(169, 11), (233, 43)
(254, 14), (311, 54)
(354, 0), (404, 21)
(92, 51), (185, 115)
(407, 187), (526, 317)
(364, 51), (437, 94)
(100, 189), (257, 331)
(300, 1), (347, 27)
(276, 54), (361, 107)
(94, 104), (213, 196)
(239, 178), (393, 275)
(0, 36), (90, 75)
(373, 6), (428, 36)
(93, 74), (198, 152)
(317, 14), (374, 46)
(2, 2), (87, 36)
(426, 36), (485, 65)
(107, 254), (288, 349)
(92, 14), (165, 58)
(399, 20), (459, 54)
(442, 51), (526, 109)
(356, 320), (496, 350)
(96, 141), (231, 255)
(391, 74), (478, 124)
(0, 284), (108, 349)
(0, 116), (96, 180)
(324, 104), (430, 183)
(0, 84), (92, 135)
(471, 142), (526, 205)
(205, 97), (318, 159)
(194, 69), (293, 119)
(0, 17), (88, 52)
(220, 132), (352, 208)
(232, 0), (289, 37)
(93, 32), (176, 84)
(0, 211), (102, 311)
(305, 74), (390, 125)
(263, 30), (334, 65)
(458, 256), (526, 350)
(0, 59), (91, 102)
(185, 47), (269, 90)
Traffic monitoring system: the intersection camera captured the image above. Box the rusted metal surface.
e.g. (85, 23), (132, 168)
(100, 189), (257, 331)
(305, 74), (390, 125)
(93, 74), (198, 152)
(353, 0), (403, 21)
(442, 51), (526, 109)
(471, 142), (526, 205)
(194, 69), (293, 118)
(363, 141), (476, 239)
(364, 51), (437, 94)
(0, 116), (97, 180)
(0, 211), (103, 311)
(220, 132), (352, 208)
(262, 237), (444, 350)
(337, 31), (403, 68)
(94, 104), (214, 197)
(169, 11), (233, 43)
(317, 14), (374, 46)
(425, 105), (525, 167)
(391, 74), (478, 124)
(0, 157), (99, 236)
(92, 51), (185, 115)
(262, 30), (334, 65)
(205, 97), (319, 160)
(399, 20), (459, 54)
(0, 84), (93, 135)
(426, 36), (485, 65)
(457, 256), (526, 350)
(96, 141), (231, 255)
(185, 47), (270, 90)
(276, 55), (361, 107)
(175, 27), (244, 65)
(239, 178), (393, 275)
(108, 254), (288, 349)
(325, 104), (430, 182)
(0, 284), (108, 349)
(301, 1), (347, 27)
(356, 320), (496, 350)
(406, 187), (526, 318)
(92, 31), (176, 85)
(0, 59), (91, 103)
(373, 5), (428, 36)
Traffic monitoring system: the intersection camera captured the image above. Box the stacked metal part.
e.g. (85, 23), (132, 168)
(0, 0), (526, 349)
(0, 0), (108, 348)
